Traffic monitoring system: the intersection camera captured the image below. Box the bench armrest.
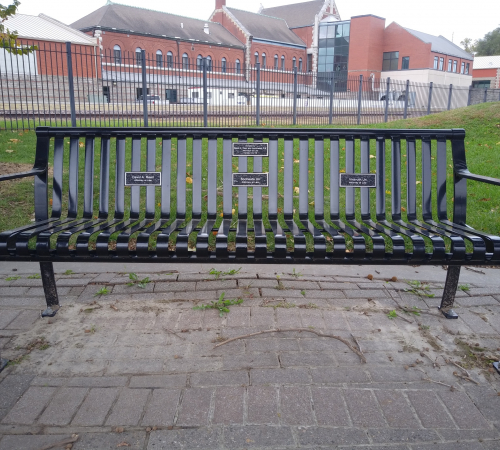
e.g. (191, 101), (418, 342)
(456, 169), (500, 187)
(0, 168), (47, 182)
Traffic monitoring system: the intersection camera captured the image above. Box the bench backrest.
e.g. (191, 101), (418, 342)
(34, 127), (467, 225)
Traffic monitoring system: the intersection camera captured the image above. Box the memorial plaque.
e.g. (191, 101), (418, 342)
(125, 172), (162, 186)
(232, 173), (268, 187)
(339, 173), (376, 188)
(232, 142), (268, 157)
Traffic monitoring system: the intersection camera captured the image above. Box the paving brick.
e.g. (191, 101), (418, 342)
(344, 389), (387, 428)
(190, 370), (248, 386)
(280, 280), (320, 290)
(311, 387), (350, 426)
(344, 289), (390, 298)
(296, 427), (369, 446)
(74, 431), (147, 450)
(246, 279), (279, 288)
(276, 308), (302, 327)
(465, 385), (500, 422)
(322, 310), (350, 329)
(407, 390), (456, 428)
(154, 281), (196, 292)
(226, 307), (251, 327)
(368, 428), (440, 444)
(72, 388), (119, 426)
(246, 337), (299, 352)
(37, 386), (87, 425)
(106, 359), (164, 375)
(247, 386), (279, 424)
(213, 386), (244, 424)
(129, 374), (186, 388)
(142, 389), (180, 426)
(280, 385), (315, 425)
(304, 289), (347, 299)
(163, 356), (223, 373)
(176, 387), (213, 426)
(0, 435), (74, 450)
(105, 389), (150, 426)
(0, 287), (29, 296)
(176, 309), (203, 329)
(250, 368), (310, 384)
(4, 310), (39, 329)
(262, 288), (305, 298)
(438, 429), (500, 441)
(0, 337), (9, 348)
(369, 366), (424, 383)
(299, 309), (326, 328)
(0, 310), (21, 329)
(453, 310), (498, 335)
(375, 390), (419, 428)
(26, 286), (71, 296)
(310, 367), (370, 384)
(56, 278), (93, 287)
(170, 290), (219, 301)
(196, 280), (237, 291)
(113, 283), (155, 294)
(220, 288), (260, 299)
(437, 390), (490, 429)
(1, 386), (56, 424)
(67, 376), (128, 387)
(0, 375), (34, 410)
(148, 428), (221, 449)
(79, 284), (115, 298)
(223, 352), (279, 370)
(411, 443), (484, 450)
(224, 425), (294, 448)
(202, 309), (225, 328)
(456, 296), (499, 307)
(280, 351), (336, 367)
(319, 282), (360, 290)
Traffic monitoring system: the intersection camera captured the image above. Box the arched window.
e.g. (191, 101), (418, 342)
(292, 57), (296, 69)
(182, 53), (189, 70)
(254, 51), (259, 65)
(156, 50), (163, 68)
(221, 57), (227, 73)
(167, 51), (173, 68)
(235, 59), (241, 74)
(281, 55), (285, 70)
(274, 54), (278, 69)
(299, 58), (303, 72)
(135, 48), (142, 66)
(197, 54), (203, 71)
(206, 55), (212, 71)
(262, 53), (266, 68)
(113, 45), (121, 64)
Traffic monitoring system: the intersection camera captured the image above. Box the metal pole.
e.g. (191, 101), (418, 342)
(329, 72), (334, 125)
(427, 81), (433, 116)
(484, 88), (488, 103)
(403, 79), (409, 120)
(203, 58), (208, 127)
(293, 66), (298, 125)
(141, 49), (148, 127)
(384, 77), (390, 123)
(66, 42), (77, 127)
(356, 75), (363, 125)
(467, 85), (472, 106)
(256, 62), (260, 126)
(447, 84), (453, 110)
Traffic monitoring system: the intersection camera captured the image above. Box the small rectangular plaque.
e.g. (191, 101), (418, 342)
(125, 172), (162, 186)
(232, 142), (268, 157)
(232, 173), (268, 187)
(339, 173), (376, 188)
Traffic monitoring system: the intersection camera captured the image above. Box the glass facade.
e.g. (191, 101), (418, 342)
(318, 21), (350, 91)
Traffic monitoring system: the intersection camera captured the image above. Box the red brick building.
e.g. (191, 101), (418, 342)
(472, 56), (500, 89)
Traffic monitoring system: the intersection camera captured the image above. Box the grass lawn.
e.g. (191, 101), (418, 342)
(0, 102), (499, 254)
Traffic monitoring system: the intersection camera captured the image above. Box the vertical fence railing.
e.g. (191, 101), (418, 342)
(292, 66), (297, 125)
(384, 78), (390, 123)
(255, 62), (260, 126)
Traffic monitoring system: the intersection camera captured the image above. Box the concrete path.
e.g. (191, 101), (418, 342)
(0, 263), (499, 449)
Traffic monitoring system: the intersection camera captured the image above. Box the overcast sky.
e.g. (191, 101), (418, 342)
(17, 0), (499, 49)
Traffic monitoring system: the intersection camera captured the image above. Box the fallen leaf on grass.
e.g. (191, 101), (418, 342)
(479, 198), (491, 202)
(9, 138), (19, 143)
(117, 443), (130, 447)
(369, 154), (376, 159)
(294, 186), (299, 194)
(186, 177), (193, 184)
(79, 142), (84, 148)
(5, 150), (13, 153)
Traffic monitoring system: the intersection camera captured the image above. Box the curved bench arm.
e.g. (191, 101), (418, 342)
(456, 169), (500, 186)
(0, 168), (47, 182)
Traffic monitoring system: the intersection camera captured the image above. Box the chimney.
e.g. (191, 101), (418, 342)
(216, 0), (226, 10)
(204, 23), (210, 34)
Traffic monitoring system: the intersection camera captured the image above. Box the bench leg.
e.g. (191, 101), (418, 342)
(40, 262), (60, 318)
(439, 265), (460, 319)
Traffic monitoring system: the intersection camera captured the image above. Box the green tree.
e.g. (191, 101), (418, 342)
(0, 1), (36, 54)
(460, 37), (476, 54)
(474, 26), (500, 56)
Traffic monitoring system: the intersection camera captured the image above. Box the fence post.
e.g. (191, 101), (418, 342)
(357, 75), (363, 125)
(66, 42), (77, 127)
(141, 49), (148, 127)
(384, 77), (390, 123)
(329, 72), (334, 125)
(203, 58), (208, 127)
(427, 81), (433, 116)
(256, 62), (260, 126)
(467, 85), (473, 106)
(447, 84), (453, 110)
(484, 88), (488, 103)
(403, 79), (409, 120)
(293, 66), (298, 125)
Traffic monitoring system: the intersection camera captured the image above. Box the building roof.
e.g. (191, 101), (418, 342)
(225, 7), (306, 47)
(404, 27), (473, 60)
(473, 55), (500, 69)
(71, 1), (243, 47)
(4, 13), (97, 45)
(260, 1), (325, 28)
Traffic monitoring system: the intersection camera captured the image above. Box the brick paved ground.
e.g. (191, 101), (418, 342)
(0, 265), (499, 449)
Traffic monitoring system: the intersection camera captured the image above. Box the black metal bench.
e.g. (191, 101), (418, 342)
(1, 127), (499, 319)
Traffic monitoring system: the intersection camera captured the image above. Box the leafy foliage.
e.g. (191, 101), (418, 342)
(127, 272), (150, 289)
(474, 27), (500, 56)
(193, 292), (244, 317)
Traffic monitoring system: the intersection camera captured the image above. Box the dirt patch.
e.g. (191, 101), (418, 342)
(0, 163), (33, 176)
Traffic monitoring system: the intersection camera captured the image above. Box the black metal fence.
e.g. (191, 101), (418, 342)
(1, 40), (499, 130)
